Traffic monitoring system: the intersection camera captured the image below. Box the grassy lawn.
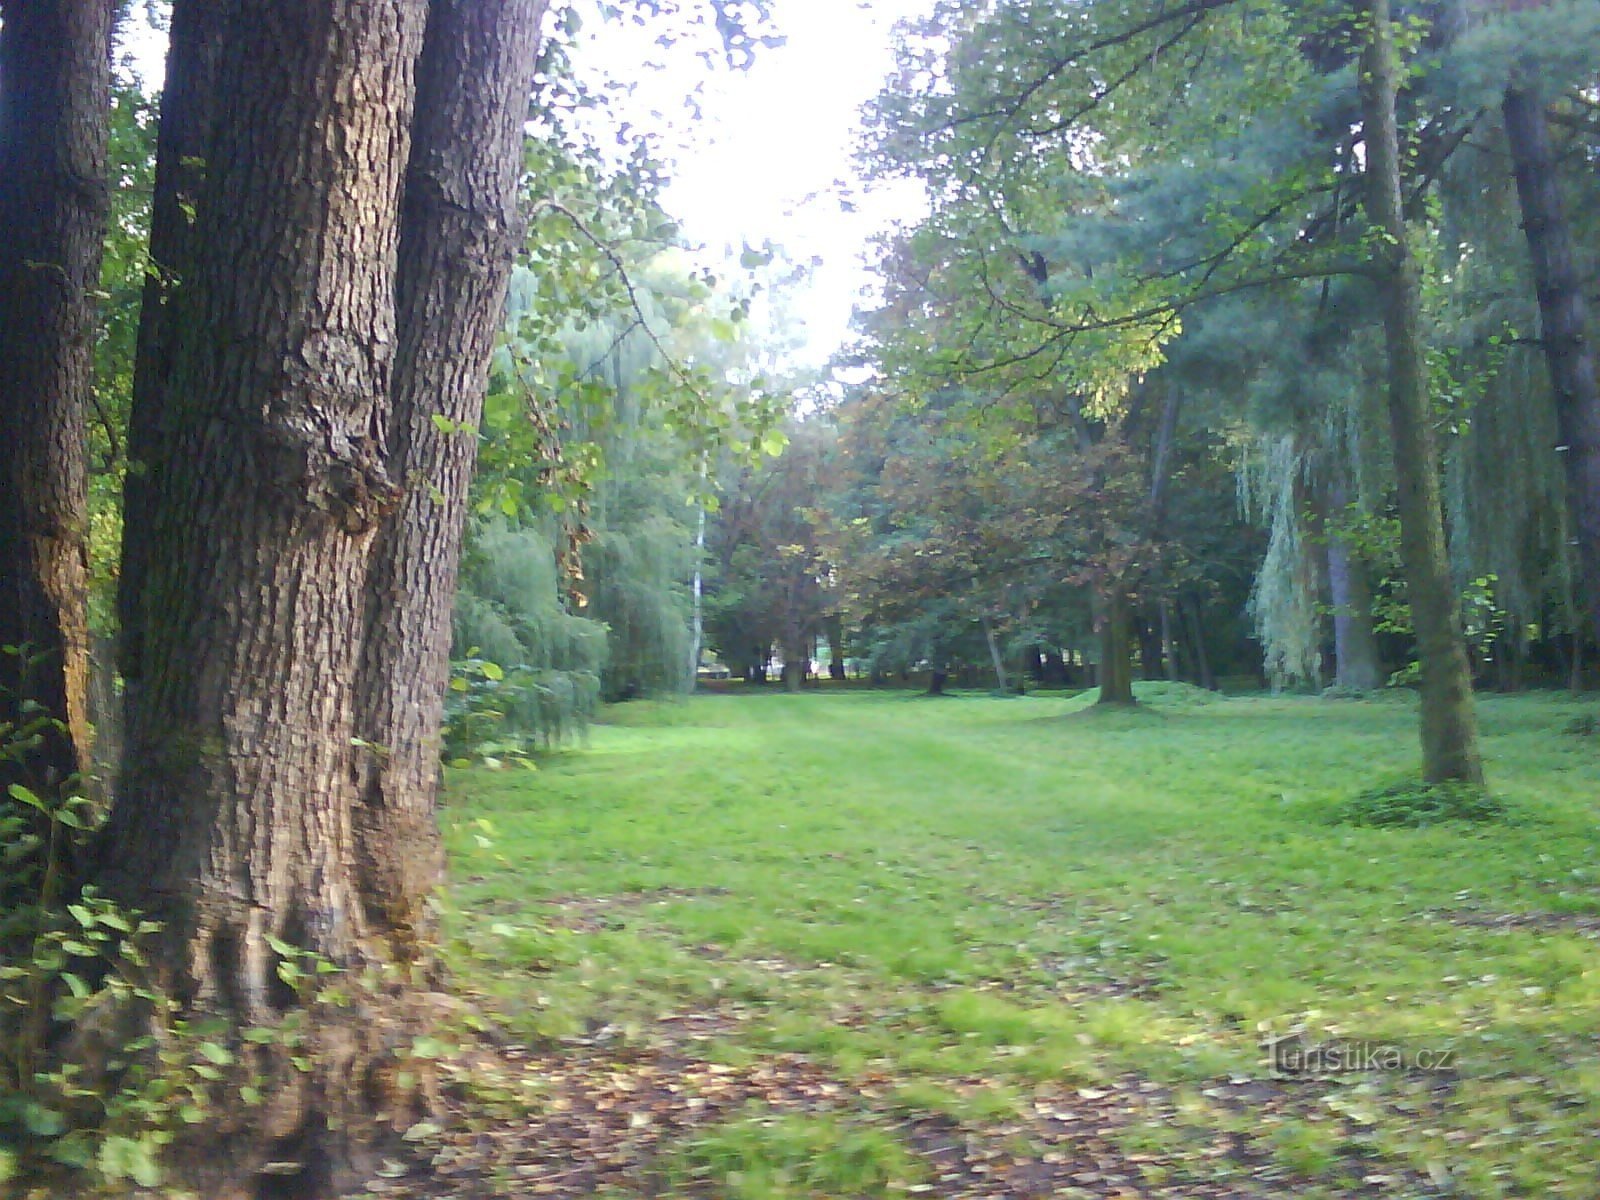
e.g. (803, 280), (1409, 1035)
(421, 685), (1600, 1199)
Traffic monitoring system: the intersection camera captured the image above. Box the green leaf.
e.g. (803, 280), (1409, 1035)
(6, 784), (45, 812)
(480, 661), (504, 682)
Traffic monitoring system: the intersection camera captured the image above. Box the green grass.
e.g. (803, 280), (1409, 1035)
(441, 684), (1600, 1197)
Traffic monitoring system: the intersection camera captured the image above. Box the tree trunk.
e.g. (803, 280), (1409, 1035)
(1096, 591), (1135, 705)
(1502, 84), (1600, 652)
(352, 0), (547, 952)
(96, 4), (428, 1194)
(1182, 593), (1216, 691)
(0, 0), (111, 794)
(1325, 477), (1383, 691)
(982, 614), (1008, 691)
(927, 669), (948, 696)
(826, 612), (847, 680)
(1160, 600), (1182, 682)
(116, 2), (226, 711)
(1360, 0), (1484, 784)
(689, 459), (709, 689)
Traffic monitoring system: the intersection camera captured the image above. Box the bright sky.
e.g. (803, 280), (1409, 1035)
(571, 0), (931, 371)
(123, 0), (929, 371)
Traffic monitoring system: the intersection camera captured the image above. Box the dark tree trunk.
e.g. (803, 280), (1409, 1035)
(0, 0), (112, 794)
(1096, 591), (1136, 705)
(825, 612), (847, 680)
(927, 669), (948, 696)
(1502, 84), (1600, 652)
(1043, 646), (1068, 686)
(116, 2), (226, 705)
(1325, 480), (1383, 691)
(1360, 0), (1484, 784)
(353, 0), (547, 950)
(1182, 594), (1216, 691)
(96, 4), (429, 1195)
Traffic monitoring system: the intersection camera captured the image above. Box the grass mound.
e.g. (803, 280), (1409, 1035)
(1331, 778), (1509, 829)
(666, 1107), (925, 1199)
(1132, 680), (1225, 708)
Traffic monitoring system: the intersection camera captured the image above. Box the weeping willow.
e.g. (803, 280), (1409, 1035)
(1436, 115), (1579, 649)
(1242, 435), (1325, 689)
(451, 266), (702, 755)
(451, 522), (607, 752)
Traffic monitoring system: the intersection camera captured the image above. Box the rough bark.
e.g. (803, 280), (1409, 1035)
(1360, 0), (1484, 784)
(1096, 591), (1136, 705)
(352, 0), (548, 951)
(96, 3), (428, 1194)
(0, 0), (112, 793)
(1502, 84), (1600, 652)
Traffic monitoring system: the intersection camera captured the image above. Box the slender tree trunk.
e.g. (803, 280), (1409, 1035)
(1160, 600), (1182, 682)
(1360, 0), (1484, 784)
(97, 4), (428, 1194)
(689, 460), (708, 689)
(1096, 591), (1136, 705)
(1325, 478), (1383, 691)
(982, 614), (1008, 691)
(352, 0), (547, 951)
(1502, 83), (1600, 652)
(0, 0), (112, 794)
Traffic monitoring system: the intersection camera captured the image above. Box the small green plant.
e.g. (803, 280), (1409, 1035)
(1330, 778), (1508, 829)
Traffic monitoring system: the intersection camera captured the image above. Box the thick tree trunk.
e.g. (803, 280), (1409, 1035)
(1502, 84), (1600, 652)
(1327, 537), (1383, 691)
(353, 0), (547, 951)
(96, 4), (428, 1195)
(1360, 0), (1484, 784)
(927, 669), (948, 696)
(1096, 591), (1136, 705)
(0, 0), (111, 794)
(1325, 479), (1383, 692)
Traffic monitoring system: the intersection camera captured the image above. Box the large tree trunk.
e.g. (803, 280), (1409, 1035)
(352, 0), (547, 952)
(1095, 590), (1136, 705)
(96, 3), (428, 1194)
(0, 0), (112, 794)
(1502, 84), (1600, 652)
(1325, 478), (1383, 692)
(1360, 0), (1484, 784)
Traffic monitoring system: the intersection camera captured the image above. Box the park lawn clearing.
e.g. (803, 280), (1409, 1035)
(376, 686), (1599, 1198)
